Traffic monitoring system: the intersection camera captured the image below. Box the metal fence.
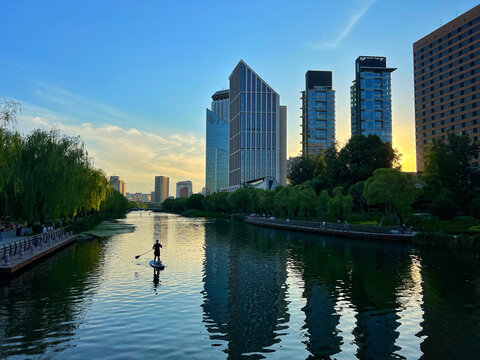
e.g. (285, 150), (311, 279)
(245, 216), (401, 235)
(1, 228), (72, 261)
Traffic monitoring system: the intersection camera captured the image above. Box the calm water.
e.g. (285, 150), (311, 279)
(0, 213), (479, 359)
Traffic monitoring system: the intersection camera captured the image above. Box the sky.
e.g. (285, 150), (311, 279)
(1, 0), (478, 194)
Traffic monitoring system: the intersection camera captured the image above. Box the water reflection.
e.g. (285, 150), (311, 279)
(200, 221), (480, 359)
(0, 240), (107, 357)
(153, 269), (161, 293)
(0, 214), (479, 359)
(202, 222), (289, 359)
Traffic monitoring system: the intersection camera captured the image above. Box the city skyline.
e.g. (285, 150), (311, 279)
(1, 0), (479, 193)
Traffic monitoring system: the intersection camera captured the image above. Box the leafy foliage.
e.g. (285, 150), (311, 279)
(363, 168), (417, 225)
(0, 128), (128, 223)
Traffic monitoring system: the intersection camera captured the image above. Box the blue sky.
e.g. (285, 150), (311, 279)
(1, 0), (478, 193)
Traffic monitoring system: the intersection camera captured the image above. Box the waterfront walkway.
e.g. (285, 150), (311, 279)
(244, 216), (416, 242)
(0, 228), (77, 275)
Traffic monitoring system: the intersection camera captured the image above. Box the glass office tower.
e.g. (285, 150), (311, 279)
(350, 56), (396, 143)
(228, 60), (281, 187)
(205, 90), (229, 195)
(301, 71), (335, 155)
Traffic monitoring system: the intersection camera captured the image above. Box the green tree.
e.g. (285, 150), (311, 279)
(228, 187), (251, 213)
(363, 168), (417, 226)
(348, 181), (366, 213)
(325, 135), (400, 190)
(423, 132), (479, 217)
(316, 189), (330, 215)
(289, 154), (325, 185)
(186, 194), (204, 210)
(327, 187), (353, 221)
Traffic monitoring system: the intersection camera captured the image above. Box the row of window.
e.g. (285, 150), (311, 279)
(418, 98), (480, 119)
(415, 49), (480, 82)
(240, 92), (278, 113)
(416, 83), (480, 109)
(240, 150), (277, 170)
(241, 64), (274, 95)
(415, 59), (480, 91)
(359, 109), (391, 121)
(414, 30), (480, 69)
(419, 133), (479, 145)
(417, 117), (479, 134)
(241, 113), (277, 132)
(240, 132), (277, 151)
(414, 17), (480, 57)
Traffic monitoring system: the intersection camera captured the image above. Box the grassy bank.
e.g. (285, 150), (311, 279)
(66, 211), (127, 234)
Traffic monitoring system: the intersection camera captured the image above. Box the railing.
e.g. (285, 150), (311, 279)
(1, 227), (73, 261)
(245, 216), (406, 235)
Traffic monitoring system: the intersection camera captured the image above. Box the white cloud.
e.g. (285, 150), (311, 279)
(309, 0), (376, 50)
(16, 102), (205, 194)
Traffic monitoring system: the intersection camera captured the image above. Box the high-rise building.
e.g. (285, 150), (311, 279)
(350, 56), (396, 143)
(279, 105), (287, 186)
(414, 5), (480, 171)
(228, 60), (286, 187)
(154, 176), (169, 203)
(109, 175), (126, 197)
(206, 90), (230, 195)
(176, 180), (193, 198)
(301, 71), (335, 155)
(109, 176), (119, 191)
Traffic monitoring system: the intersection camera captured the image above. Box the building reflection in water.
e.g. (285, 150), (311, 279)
(202, 221), (431, 359)
(202, 221), (289, 359)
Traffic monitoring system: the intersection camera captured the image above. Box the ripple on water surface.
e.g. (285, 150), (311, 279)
(1, 212), (480, 359)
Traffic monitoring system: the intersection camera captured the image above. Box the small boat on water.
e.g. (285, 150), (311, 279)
(149, 260), (165, 270)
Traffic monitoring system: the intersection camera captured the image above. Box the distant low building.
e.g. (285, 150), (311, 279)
(131, 193), (151, 202)
(176, 180), (193, 198)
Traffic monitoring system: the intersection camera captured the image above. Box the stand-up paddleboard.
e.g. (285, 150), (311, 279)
(150, 260), (165, 270)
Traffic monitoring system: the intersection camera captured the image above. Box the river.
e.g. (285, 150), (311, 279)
(0, 212), (479, 359)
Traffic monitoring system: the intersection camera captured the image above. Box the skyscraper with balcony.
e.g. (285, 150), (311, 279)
(301, 71), (335, 155)
(351, 56), (396, 143)
(228, 60), (286, 187)
(205, 90), (230, 195)
(414, 5), (480, 171)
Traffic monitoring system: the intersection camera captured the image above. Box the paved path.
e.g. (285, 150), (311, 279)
(0, 234), (77, 275)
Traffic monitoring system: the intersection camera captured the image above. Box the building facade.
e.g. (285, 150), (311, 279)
(206, 90), (230, 195)
(109, 175), (126, 197)
(351, 56), (396, 143)
(228, 60), (286, 187)
(154, 176), (169, 203)
(414, 5), (480, 171)
(301, 71), (335, 155)
(176, 180), (193, 198)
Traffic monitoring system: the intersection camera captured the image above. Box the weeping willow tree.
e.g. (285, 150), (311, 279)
(0, 128), (128, 224)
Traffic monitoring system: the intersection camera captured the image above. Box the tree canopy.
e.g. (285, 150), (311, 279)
(363, 168), (417, 225)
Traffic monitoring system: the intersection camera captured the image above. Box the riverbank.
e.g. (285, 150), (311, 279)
(66, 210), (128, 234)
(245, 216), (415, 242)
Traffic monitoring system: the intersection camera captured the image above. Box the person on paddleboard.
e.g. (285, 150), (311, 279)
(153, 240), (162, 262)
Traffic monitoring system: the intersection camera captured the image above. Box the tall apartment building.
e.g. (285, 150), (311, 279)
(301, 71), (335, 155)
(109, 175), (126, 197)
(205, 90), (230, 195)
(351, 56), (396, 143)
(154, 176), (169, 203)
(228, 60), (287, 187)
(176, 180), (193, 198)
(414, 5), (480, 171)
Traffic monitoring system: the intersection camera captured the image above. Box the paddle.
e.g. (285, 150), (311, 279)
(135, 249), (152, 259)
